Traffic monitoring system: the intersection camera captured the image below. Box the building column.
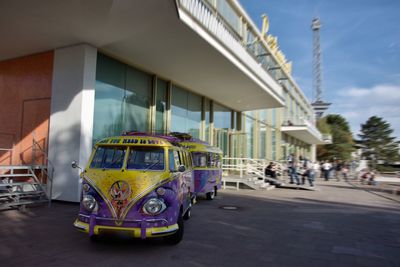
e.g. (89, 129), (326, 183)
(48, 44), (97, 202)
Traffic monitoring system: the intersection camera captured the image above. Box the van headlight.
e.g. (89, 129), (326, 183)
(142, 198), (166, 215)
(82, 194), (98, 213)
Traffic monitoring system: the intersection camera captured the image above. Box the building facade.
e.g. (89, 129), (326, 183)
(0, 0), (326, 202)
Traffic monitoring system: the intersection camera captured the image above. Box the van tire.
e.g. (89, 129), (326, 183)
(206, 191), (215, 200)
(164, 210), (184, 245)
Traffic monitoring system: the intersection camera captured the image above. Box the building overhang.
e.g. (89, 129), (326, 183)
(0, 0), (284, 111)
(281, 126), (326, 145)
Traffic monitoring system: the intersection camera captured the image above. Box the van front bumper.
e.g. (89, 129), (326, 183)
(74, 216), (178, 239)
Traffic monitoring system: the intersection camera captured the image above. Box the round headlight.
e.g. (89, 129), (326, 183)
(82, 194), (98, 212)
(143, 198), (166, 215)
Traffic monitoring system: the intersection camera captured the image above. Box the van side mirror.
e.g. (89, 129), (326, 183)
(178, 165), (186, 172)
(71, 161), (82, 170)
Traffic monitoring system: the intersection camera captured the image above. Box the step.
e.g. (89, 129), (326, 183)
(0, 191), (46, 197)
(0, 174), (35, 178)
(0, 182), (40, 187)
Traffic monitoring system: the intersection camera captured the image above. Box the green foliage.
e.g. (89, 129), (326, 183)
(375, 165), (400, 173)
(358, 116), (400, 164)
(316, 114), (355, 160)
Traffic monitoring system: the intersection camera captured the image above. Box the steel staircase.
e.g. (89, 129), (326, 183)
(222, 157), (286, 190)
(0, 165), (49, 210)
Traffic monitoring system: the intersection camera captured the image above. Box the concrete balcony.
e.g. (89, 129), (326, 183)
(0, 0), (284, 111)
(281, 117), (326, 145)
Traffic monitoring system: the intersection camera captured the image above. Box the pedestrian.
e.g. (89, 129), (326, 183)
(302, 160), (315, 187)
(322, 161), (332, 181)
(287, 153), (300, 185)
(341, 164), (349, 181)
(265, 162), (277, 179)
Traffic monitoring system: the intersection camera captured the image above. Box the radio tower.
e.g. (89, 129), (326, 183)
(311, 18), (330, 119)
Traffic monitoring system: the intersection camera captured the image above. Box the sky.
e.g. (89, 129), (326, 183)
(241, 0), (400, 140)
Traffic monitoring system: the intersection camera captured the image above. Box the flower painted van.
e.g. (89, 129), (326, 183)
(179, 138), (223, 200)
(73, 133), (194, 244)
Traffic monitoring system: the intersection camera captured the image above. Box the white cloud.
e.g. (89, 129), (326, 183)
(331, 84), (400, 139)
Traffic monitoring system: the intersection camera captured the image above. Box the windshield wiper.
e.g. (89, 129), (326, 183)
(142, 159), (162, 172)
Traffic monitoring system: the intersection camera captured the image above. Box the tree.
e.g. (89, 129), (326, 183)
(316, 114), (355, 161)
(358, 116), (400, 165)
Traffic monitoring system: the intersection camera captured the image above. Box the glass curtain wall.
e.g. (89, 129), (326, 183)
(124, 66), (151, 133)
(155, 78), (167, 134)
(204, 98), (210, 142)
(93, 53), (151, 143)
(245, 115), (255, 158)
(213, 102), (231, 156)
(171, 85), (201, 138)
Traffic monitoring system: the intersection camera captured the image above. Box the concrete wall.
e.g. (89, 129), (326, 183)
(48, 44), (97, 202)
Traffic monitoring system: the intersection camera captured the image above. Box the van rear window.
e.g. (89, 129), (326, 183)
(127, 147), (165, 170)
(90, 146), (126, 169)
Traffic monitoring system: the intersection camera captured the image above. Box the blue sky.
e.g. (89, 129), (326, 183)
(241, 0), (400, 139)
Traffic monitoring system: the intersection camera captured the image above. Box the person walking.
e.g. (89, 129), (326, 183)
(302, 160), (315, 187)
(322, 161), (332, 181)
(287, 153), (300, 185)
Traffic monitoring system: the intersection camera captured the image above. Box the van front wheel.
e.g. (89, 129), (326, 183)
(164, 211), (184, 245)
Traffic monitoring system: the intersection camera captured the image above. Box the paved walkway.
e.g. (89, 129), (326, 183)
(1, 179), (399, 267)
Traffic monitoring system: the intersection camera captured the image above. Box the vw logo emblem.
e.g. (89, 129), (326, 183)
(109, 180), (131, 201)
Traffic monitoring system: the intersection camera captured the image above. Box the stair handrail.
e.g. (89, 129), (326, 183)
(32, 138), (54, 207)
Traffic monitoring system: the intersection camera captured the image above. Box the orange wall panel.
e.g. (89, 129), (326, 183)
(0, 52), (53, 165)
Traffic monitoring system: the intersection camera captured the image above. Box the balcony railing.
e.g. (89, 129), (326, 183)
(178, 0), (283, 101)
(282, 116), (323, 141)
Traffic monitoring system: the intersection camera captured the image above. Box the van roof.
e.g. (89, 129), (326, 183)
(179, 141), (223, 154)
(95, 135), (176, 147)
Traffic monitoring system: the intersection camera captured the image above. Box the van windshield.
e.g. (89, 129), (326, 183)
(90, 146), (126, 169)
(192, 152), (208, 167)
(127, 147), (165, 170)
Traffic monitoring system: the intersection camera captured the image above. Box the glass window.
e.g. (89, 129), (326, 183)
(245, 115), (255, 158)
(90, 146), (126, 169)
(216, 0), (240, 34)
(127, 147), (164, 170)
(187, 92), (201, 138)
(204, 98), (211, 142)
(93, 54), (125, 142)
(171, 85), (201, 138)
(155, 78), (167, 134)
(124, 66), (151, 132)
(260, 124), (266, 159)
(168, 149), (176, 172)
(192, 152), (207, 167)
(94, 53), (152, 142)
(171, 85), (188, 133)
(214, 102), (231, 129)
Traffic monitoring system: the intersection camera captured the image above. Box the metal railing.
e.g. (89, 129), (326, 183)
(222, 157), (284, 179)
(32, 138), (54, 207)
(177, 0), (284, 101)
(0, 165), (48, 210)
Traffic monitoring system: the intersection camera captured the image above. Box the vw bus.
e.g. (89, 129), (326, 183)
(73, 133), (194, 244)
(178, 136), (223, 200)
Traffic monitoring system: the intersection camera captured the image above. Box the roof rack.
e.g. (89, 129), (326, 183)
(169, 132), (192, 140)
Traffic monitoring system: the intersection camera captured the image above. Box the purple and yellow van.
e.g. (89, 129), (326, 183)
(179, 138), (222, 200)
(73, 133), (194, 244)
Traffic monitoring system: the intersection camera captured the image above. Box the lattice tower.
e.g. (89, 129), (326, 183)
(312, 18), (322, 101)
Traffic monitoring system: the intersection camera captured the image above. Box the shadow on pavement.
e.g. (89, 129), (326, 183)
(1, 191), (399, 267)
